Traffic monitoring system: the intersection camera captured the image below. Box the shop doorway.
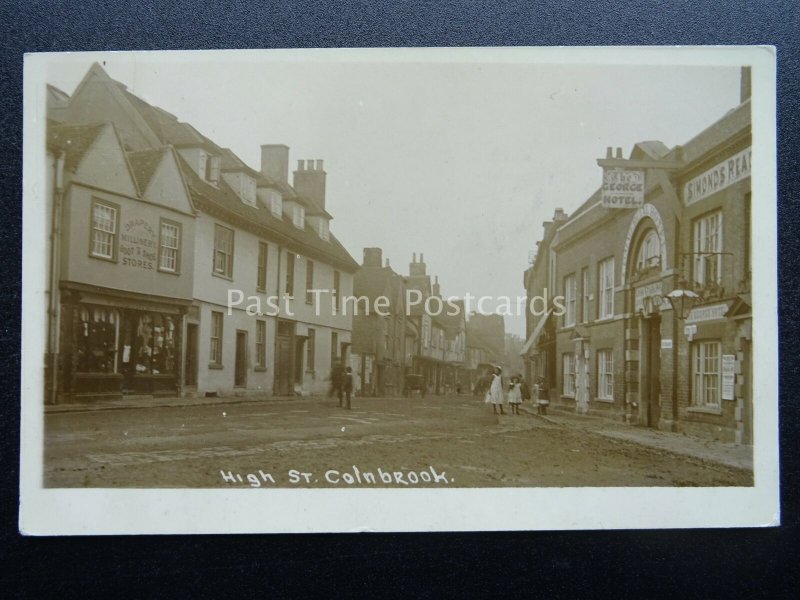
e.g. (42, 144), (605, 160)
(294, 337), (306, 385)
(234, 330), (248, 388)
(184, 323), (198, 387)
(639, 315), (662, 427)
(274, 320), (294, 396)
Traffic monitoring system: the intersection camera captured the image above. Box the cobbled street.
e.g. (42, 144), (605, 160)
(44, 394), (753, 488)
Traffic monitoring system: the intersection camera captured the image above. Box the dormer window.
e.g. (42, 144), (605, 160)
(208, 156), (221, 183)
(317, 218), (330, 241)
(293, 204), (305, 229)
(198, 152), (208, 179)
(269, 190), (282, 218)
(240, 175), (257, 207)
(196, 151), (220, 184)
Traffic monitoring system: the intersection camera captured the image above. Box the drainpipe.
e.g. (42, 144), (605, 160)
(273, 245), (282, 395)
(47, 152), (66, 405)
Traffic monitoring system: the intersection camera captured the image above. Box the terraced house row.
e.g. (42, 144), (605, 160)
(522, 69), (753, 444)
(45, 63), (359, 403)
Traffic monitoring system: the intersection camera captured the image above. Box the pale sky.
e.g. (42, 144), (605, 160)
(46, 52), (742, 336)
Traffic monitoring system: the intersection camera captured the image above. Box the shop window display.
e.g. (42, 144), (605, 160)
(76, 307), (119, 373)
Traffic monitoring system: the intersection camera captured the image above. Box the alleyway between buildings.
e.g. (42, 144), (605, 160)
(45, 394), (752, 488)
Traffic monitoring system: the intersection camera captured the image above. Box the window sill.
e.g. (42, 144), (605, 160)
(594, 397), (614, 403)
(158, 268), (181, 276)
(208, 363), (224, 370)
(89, 253), (117, 264)
(687, 406), (723, 416)
(254, 366), (267, 372)
(212, 272), (233, 282)
(561, 394), (575, 400)
(596, 315), (614, 322)
(256, 287), (267, 294)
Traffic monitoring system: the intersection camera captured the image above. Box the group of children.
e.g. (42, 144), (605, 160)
(484, 366), (548, 416)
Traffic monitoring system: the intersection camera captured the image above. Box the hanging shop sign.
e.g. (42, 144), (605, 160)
(722, 354), (736, 400)
(683, 146), (752, 206)
(602, 167), (645, 208)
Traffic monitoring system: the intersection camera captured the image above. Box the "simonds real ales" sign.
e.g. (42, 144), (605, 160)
(683, 146), (751, 206)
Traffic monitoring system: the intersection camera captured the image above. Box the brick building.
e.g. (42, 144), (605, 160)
(523, 77), (752, 444)
(350, 248), (409, 396)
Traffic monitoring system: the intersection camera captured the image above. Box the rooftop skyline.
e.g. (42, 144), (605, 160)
(45, 53), (744, 335)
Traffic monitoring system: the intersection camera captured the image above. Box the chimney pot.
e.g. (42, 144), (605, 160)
(385, 258), (390, 268)
(420, 253), (424, 263)
(616, 147), (623, 159)
(412, 252), (416, 263)
(606, 146), (613, 159)
(316, 159), (324, 171)
(297, 159), (305, 171)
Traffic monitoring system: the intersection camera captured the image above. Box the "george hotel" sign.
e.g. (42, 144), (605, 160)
(683, 146), (751, 206)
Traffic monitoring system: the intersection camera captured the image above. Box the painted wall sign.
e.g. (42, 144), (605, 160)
(120, 218), (157, 270)
(686, 303), (728, 324)
(721, 354), (736, 400)
(602, 168), (645, 208)
(661, 339), (673, 350)
(683, 146), (752, 206)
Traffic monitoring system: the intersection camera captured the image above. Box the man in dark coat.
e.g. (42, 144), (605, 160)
(329, 363), (344, 403)
(341, 366), (354, 409)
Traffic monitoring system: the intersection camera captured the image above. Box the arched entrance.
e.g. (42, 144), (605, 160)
(623, 205), (668, 428)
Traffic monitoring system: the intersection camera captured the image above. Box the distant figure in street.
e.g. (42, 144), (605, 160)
(329, 363), (343, 402)
(455, 381), (462, 395)
(519, 375), (531, 404)
(340, 366), (353, 409)
(534, 377), (548, 415)
(507, 375), (522, 415)
(485, 366), (505, 415)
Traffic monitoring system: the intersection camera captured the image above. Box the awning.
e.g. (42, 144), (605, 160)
(520, 309), (552, 356)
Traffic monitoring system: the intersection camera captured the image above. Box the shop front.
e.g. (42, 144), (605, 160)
(58, 284), (189, 401)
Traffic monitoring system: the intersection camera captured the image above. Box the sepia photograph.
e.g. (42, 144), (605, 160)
(19, 47), (778, 533)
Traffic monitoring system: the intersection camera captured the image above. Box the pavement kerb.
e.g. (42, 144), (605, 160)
(519, 403), (752, 472)
(44, 394), (317, 414)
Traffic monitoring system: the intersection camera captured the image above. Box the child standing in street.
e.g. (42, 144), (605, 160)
(486, 366), (505, 415)
(507, 375), (522, 415)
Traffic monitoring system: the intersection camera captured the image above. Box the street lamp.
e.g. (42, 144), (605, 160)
(666, 286), (699, 320)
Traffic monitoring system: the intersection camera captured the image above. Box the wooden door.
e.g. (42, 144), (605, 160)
(235, 330), (247, 388)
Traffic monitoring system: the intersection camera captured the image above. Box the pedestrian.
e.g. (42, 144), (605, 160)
(519, 375), (531, 403)
(507, 375), (522, 415)
(485, 366), (505, 415)
(329, 363), (343, 403)
(535, 377), (549, 415)
(341, 366), (353, 409)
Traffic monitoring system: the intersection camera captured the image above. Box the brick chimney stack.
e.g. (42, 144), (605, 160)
(740, 66), (752, 103)
(432, 275), (441, 297)
(293, 159), (327, 209)
(363, 247), (383, 268)
(260, 144), (290, 183)
(410, 252), (427, 277)
(553, 207), (568, 222)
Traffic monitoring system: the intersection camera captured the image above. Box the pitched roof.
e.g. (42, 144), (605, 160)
(70, 63), (353, 267)
(47, 121), (106, 171)
(127, 148), (165, 192)
(46, 84), (70, 108)
(176, 153), (359, 272)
